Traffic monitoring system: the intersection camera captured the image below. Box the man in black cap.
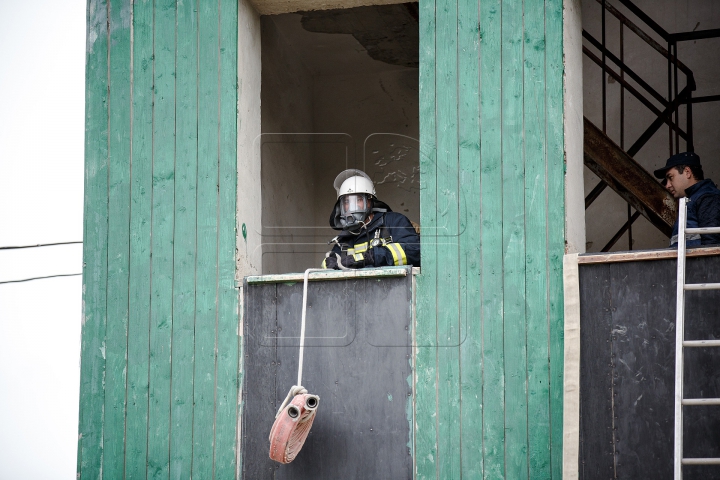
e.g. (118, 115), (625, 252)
(654, 151), (720, 246)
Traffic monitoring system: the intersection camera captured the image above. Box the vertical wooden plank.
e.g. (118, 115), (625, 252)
(103, 0), (132, 477)
(125, 0), (154, 477)
(457, 0), (482, 476)
(416, 0), (439, 477)
(435, 0), (461, 477)
(479, 0), (505, 476)
(168, 0), (198, 477)
(545, 0), (566, 476)
(501, 0), (528, 476)
(193, 0), (220, 476)
(523, 0), (551, 477)
(147, 0), (176, 476)
(78, 0), (109, 477)
(215, 0), (240, 476)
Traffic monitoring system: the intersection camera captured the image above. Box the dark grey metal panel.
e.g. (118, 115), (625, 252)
(242, 282), (280, 480)
(578, 264), (615, 479)
(579, 254), (720, 479)
(241, 271), (413, 479)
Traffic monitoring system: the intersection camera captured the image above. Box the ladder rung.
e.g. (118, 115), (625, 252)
(684, 340), (720, 347)
(686, 227), (720, 235)
(684, 283), (720, 291)
(682, 398), (720, 406)
(682, 458), (720, 465)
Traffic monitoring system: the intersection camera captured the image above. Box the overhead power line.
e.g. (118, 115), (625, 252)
(0, 241), (83, 250)
(0, 273), (82, 285)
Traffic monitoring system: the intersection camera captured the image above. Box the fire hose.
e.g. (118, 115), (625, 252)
(268, 268), (322, 464)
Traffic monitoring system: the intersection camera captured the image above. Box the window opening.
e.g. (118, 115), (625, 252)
(260, 4), (420, 274)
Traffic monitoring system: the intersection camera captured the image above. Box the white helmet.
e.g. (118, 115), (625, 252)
(333, 169), (376, 198)
(331, 169), (376, 231)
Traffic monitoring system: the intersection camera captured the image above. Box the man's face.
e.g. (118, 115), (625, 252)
(342, 194), (368, 213)
(664, 167), (697, 198)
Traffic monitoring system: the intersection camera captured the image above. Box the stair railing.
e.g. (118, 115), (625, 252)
(583, 0), (699, 251)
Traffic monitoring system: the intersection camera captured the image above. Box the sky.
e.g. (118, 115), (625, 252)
(0, 1), (86, 478)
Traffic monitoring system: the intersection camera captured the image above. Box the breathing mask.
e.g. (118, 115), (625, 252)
(339, 193), (372, 230)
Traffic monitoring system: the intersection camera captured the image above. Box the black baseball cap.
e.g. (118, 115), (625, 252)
(653, 151), (701, 179)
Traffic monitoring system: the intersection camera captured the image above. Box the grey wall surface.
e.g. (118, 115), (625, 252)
(578, 255), (720, 479)
(582, 0), (720, 252)
(260, 13), (419, 274)
(260, 16), (316, 275)
(241, 272), (413, 479)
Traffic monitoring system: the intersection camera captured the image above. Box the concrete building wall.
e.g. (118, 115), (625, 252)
(237, 0), (262, 278)
(260, 15), (316, 274)
(582, 0), (720, 252)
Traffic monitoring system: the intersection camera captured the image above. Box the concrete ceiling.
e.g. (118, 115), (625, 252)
(249, 0), (407, 16)
(264, 3), (418, 75)
(300, 3), (418, 68)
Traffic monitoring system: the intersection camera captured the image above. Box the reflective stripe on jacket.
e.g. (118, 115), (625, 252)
(322, 212), (420, 268)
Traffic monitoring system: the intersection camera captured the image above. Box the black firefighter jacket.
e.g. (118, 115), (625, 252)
(321, 211), (420, 269)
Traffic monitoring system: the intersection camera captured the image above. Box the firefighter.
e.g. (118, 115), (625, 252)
(322, 169), (420, 269)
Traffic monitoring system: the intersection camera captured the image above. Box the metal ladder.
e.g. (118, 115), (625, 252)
(674, 196), (720, 478)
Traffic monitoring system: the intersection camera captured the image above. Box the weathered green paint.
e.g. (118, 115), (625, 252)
(125, 0), (153, 478)
(78, 0), (239, 478)
(457, 0), (482, 478)
(104, 0), (132, 478)
(169, 0), (198, 477)
(193, 0), (221, 475)
(79, 0), (109, 477)
(479, 0), (506, 477)
(524, 0), (551, 476)
(501, 0), (529, 477)
(416, 0), (566, 477)
(435, 1), (461, 480)
(546, 0), (566, 476)
(147, 0), (176, 476)
(215, 0), (240, 476)
(415, 0), (438, 476)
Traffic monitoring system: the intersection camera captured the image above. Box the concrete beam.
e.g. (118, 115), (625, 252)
(248, 0), (406, 16)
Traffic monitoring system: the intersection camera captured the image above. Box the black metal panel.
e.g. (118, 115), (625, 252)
(241, 272), (413, 479)
(579, 255), (720, 479)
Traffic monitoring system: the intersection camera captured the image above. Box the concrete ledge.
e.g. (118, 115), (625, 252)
(245, 265), (419, 284)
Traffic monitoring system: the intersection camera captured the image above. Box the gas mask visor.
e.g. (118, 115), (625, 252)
(339, 193), (371, 229)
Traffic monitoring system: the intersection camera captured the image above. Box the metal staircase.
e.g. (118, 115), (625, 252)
(584, 117), (676, 237)
(582, 0), (719, 251)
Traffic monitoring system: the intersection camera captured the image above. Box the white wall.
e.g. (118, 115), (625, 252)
(237, 0), (263, 278)
(582, 0), (720, 252)
(565, 0), (587, 254)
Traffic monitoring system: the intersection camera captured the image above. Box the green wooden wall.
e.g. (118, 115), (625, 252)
(416, 0), (565, 478)
(79, 0), (239, 478)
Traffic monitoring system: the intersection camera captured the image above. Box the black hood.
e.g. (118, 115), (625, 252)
(328, 198), (392, 231)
